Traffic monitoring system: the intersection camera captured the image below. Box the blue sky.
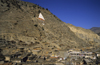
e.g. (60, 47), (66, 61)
(22, 0), (100, 29)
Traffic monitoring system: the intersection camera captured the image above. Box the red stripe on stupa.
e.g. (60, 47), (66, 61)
(38, 18), (45, 21)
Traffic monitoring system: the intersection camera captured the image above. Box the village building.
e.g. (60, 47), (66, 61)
(11, 58), (21, 63)
(0, 53), (5, 61)
(83, 59), (96, 65)
(4, 55), (11, 61)
(0, 61), (4, 64)
(68, 50), (97, 59)
(32, 50), (41, 55)
(71, 58), (83, 65)
(96, 52), (100, 57)
(55, 62), (64, 65)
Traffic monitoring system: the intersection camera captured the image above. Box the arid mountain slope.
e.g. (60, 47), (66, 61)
(67, 24), (100, 47)
(90, 27), (100, 36)
(0, 0), (99, 53)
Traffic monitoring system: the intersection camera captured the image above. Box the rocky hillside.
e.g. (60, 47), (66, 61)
(97, 33), (100, 36)
(90, 27), (100, 36)
(0, 0), (100, 54)
(67, 24), (100, 47)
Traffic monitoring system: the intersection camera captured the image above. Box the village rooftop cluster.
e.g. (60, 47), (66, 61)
(0, 39), (100, 65)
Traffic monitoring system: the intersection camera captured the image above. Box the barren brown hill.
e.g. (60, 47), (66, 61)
(0, 0), (100, 53)
(90, 27), (100, 36)
(67, 23), (100, 47)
